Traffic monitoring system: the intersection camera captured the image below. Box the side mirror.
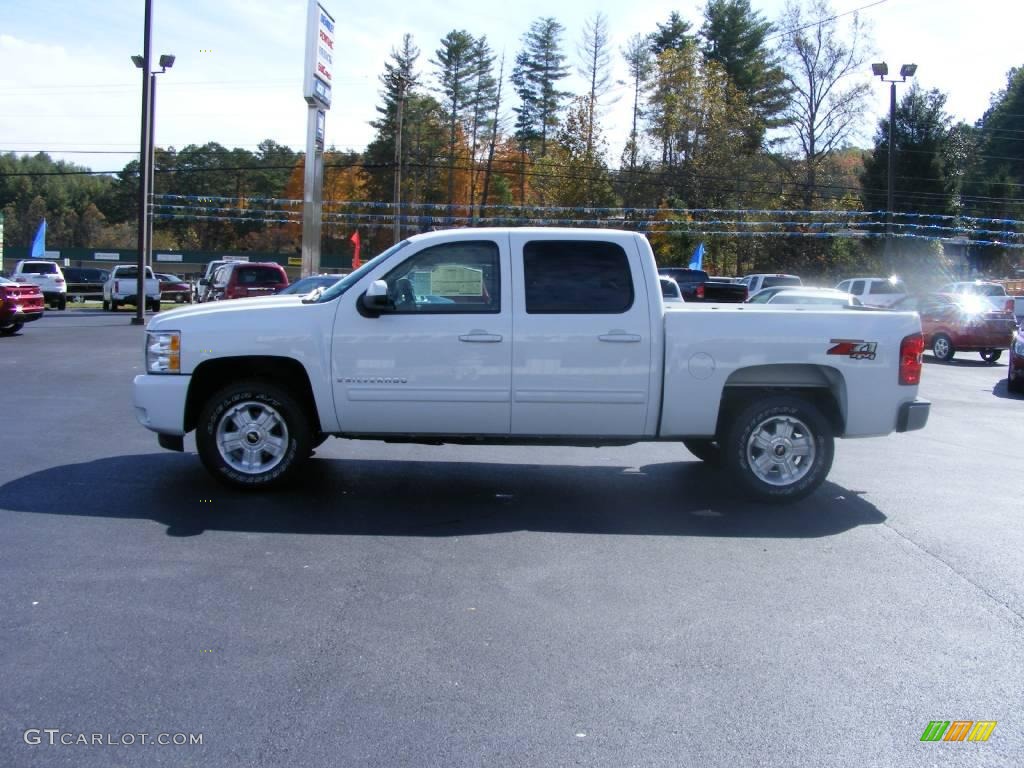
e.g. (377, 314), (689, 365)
(360, 280), (392, 314)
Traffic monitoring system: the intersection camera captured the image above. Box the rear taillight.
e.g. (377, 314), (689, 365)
(742, 287), (749, 301)
(899, 333), (924, 385)
(115, 280), (120, 293)
(55, 277), (65, 284)
(696, 285), (705, 299)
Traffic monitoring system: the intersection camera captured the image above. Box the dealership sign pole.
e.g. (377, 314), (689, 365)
(301, 0), (333, 277)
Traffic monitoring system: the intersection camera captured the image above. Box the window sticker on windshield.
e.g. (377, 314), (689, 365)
(827, 339), (877, 360)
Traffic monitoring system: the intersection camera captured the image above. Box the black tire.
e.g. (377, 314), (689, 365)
(722, 394), (834, 503)
(109, 299), (119, 312)
(102, 299), (110, 311)
(1, 322), (23, 336)
(980, 349), (1001, 364)
(683, 438), (721, 465)
(931, 333), (955, 362)
(196, 380), (311, 489)
(57, 296), (66, 311)
(152, 300), (161, 313)
(1009, 370), (1024, 394)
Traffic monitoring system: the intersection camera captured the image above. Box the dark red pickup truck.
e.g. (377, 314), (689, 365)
(657, 268), (748, 303)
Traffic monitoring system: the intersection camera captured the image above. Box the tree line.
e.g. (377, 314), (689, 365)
(2, 0), (1023, 278)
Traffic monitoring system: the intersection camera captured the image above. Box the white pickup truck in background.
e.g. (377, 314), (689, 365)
(133, 228), (930, 502)
(103, 265), (162, 312)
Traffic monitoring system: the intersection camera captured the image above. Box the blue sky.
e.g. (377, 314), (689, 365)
(1, 0), (1021, 172)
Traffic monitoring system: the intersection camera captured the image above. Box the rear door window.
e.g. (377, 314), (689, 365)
(850, 280), (866, 295)
(237, 267), (284, 285)
(869, 279), (902, 294)
(524, 241), (633, 314)
(20, 262), (57, 274)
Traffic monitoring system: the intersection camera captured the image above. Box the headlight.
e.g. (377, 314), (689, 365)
(146, 331), (181, 374)
(1014, 333), (1024, 355)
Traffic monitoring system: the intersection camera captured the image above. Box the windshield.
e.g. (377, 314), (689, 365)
(763, 276), (801, 288)
(314, 240), (411, 303)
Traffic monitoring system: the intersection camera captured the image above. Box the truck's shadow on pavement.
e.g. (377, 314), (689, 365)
(0, 451), (885, 539)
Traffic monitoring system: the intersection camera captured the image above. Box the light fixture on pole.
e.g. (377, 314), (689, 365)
(872, 61), (917, 271)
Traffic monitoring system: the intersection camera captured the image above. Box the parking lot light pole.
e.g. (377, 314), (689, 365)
(131, 0), (154, 327)
(871, 62), (917, 272)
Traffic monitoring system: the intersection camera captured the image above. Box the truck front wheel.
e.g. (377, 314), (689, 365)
(196, 380), (311, 489)
(722, 395), (834, 503)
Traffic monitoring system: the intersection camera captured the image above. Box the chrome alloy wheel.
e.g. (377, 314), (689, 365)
(932, 336), (951, 360)
(745, 414), (816, 487)
(215, 401), (290, 475)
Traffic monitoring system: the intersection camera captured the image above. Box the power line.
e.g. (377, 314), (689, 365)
(764, 0), (889, 43)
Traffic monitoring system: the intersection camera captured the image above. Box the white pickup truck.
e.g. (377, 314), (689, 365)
(133, 228), (930, 502)
(103, 265), (162, 312)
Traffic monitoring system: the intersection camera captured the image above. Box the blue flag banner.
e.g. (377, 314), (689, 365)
(688, 241), (704, 270)
(30, 219), (46, 257)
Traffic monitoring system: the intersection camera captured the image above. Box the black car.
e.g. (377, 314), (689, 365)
(657, 268), (748, 303)
(62, 267), (109, 301)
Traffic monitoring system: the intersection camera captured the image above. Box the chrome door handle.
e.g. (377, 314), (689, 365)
(459, 332), (503, 343)
(598, 332), (642, 342)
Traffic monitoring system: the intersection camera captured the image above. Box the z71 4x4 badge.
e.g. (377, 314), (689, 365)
(827, 339), (878, 360)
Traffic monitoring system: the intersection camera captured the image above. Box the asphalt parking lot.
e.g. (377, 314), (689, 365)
(1, 311), (1022, 768)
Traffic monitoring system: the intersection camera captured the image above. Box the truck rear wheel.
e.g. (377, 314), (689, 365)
(196, 380), (311, 489)
(722, 394), (834, 503)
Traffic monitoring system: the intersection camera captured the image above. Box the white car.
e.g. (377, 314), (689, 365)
(659, 276), (684, 304)
(134, 227), (929, 502)
(11, 260), (67, 310)
(751, 288), (863, 307)
(742, 273), (802, 294)
(835, 277), (907, 308)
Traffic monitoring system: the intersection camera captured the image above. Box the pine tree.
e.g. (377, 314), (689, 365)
(649, 11), (694, 55)
(432, 30), (478, 205)
(700, 0), (790, 148)
(511, 17), (572, 158)
(861, 84), (956, 216)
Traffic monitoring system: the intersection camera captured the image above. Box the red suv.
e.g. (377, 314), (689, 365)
(1, 276), (45, 335)
(895, 293), (1016, 363)
(209, 263), (288, 301)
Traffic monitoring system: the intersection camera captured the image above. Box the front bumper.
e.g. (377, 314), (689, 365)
(896, 398), (931, 432)
(133, 374), (191, 436)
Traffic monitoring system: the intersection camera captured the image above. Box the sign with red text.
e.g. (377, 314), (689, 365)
(303, 1), (334, 109)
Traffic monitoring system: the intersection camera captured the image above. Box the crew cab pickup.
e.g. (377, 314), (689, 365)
(103, 265), (162, 312)
(134, 228), (930, 502)
(658, 267), (748, 302)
